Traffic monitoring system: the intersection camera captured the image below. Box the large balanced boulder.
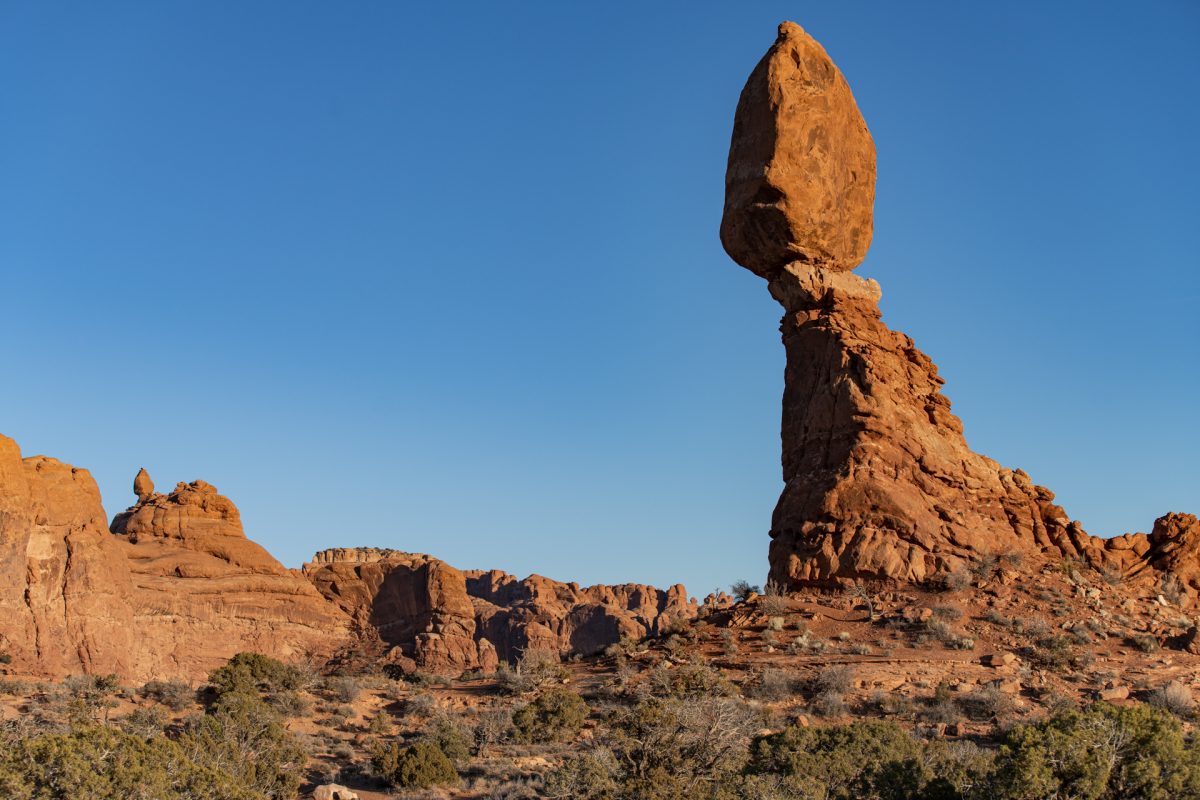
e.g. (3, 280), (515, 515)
(720, 21), (876, 278)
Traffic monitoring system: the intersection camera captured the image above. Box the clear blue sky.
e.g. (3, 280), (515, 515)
(2, 3), (1197, 597)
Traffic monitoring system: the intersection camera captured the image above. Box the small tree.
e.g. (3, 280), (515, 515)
(731, 580), (761, 602)
(372, 740), (457, 789)
(512, 689), (589, 743)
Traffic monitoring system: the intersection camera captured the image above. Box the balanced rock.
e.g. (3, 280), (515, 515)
(720, 21), (876, 277)
(723, 25), (1197, 590)
(133, 467), (154, 501)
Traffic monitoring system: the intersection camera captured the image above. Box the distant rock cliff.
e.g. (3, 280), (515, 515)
(0, 436), (696, 681)
(303, 548), (696, 675)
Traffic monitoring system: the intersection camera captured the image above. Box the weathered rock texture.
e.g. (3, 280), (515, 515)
(721, 21), (876, 278)
(304, 549), (696, 674)
(724, 24), (1196, 591)
(466, 570), (695, 664)
(0, 435), (138, 677)
(0, 442), (349, 682)
(109, 477), (350, 680)
(304, 548), (490, 675)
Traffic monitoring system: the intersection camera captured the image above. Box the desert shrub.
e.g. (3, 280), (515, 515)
(761, 580), (789, 616)
(404, 691), (437, 718)
(731, 580), (761, 602)
(512, 688), (589, 743)
(1162, 573), (1185, 605)
(474, 707), (513, 748)
(543, 746), (620, 799)
(984, 609), (1012, 628)
(923, 739), (998, 800)
(371, 739), (458, 789)
(1149, 680), (1195, 718)
(994, 702), (1200, 799)
(139, 679), (194, 711)
(816, 664), (855, 694)
(367, 711), (392, 736)
(0, 724), (254, 800)
(767, 615), (786, 631)
(649, 661), (734, 699)
(1028, 635), (1072, 670)
(326, 675), (361, 704)
(495, 650), (567, 695)
(1131, 633), (1160, 654)
(960, 685), (1016, 722)
(178, 690), (306, 800)
(970, 554), (1000, 581)
(267, 689), (312, 719)
(600, 696), (758, 797)
(206, 652), (304, 699)
(424, 713), (474, 764)
(998, 549), (1025, 570)
(61, 673), (121, 723)
(811, 689), (849, 718)
(941, 569), (973, 592)
(118, 705), (169, 738)
(747, 720), (925, 799)
(932, 604), (964, 621)
(751, 669), (796, 702)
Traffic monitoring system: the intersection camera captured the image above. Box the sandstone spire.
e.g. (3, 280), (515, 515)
(720, 21), (876, 278)
(133, 467), (154, 501)
(724, 23), (1197, 593)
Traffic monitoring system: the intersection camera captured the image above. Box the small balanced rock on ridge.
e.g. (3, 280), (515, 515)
(720, 21), (876, 278)
(133, 467), (154, 501)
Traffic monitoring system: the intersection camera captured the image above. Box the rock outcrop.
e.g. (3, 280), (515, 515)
(720, 22), (876, 278)
(0, 439), (351, 682)
(110, 478), (350, 680)
(304, 548), (491, 675)
(304, 549), (696, 674)
(466, 570), (695, 663)
(0, 435), (138, 677)
(723, 23), (1196, 591)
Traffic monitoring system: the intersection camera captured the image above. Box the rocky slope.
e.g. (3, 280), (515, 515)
(722, 22), (1196, 593)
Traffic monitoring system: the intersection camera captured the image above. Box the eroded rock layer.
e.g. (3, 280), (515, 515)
(111, 479), (350, 680)
(0, 435), (137, 677)
(304, 549), (697, 673)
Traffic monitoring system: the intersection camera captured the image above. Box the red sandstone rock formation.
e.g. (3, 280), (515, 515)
(721, 22), (876, 278)
(723, 23), (1197, 591)
(466, 570), (695, 663)
(304, 548), (491, 675)
(0, 435), (138, 677)
(0, 439), (350, 682)
(110, 476), (350, 679)
(304, 549), (696, 673)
